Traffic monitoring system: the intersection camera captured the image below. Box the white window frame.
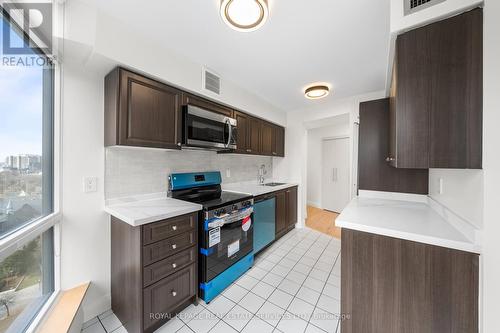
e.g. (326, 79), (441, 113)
(0, 17), (63, 333)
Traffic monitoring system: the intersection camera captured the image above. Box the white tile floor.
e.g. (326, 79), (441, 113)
(82, 227), (342, 333)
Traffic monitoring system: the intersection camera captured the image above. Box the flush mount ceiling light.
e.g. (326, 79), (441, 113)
(220, 0), (269, 32)
(304, 85), (330, 100)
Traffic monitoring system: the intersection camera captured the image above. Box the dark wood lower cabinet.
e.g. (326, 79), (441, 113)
(111, 212), (199, 333)
(275, 186), (298, 239)
(341, 229), (479, 333)
(275, 191), (287, 236)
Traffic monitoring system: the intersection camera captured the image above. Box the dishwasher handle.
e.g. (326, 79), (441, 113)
(255, 195), (275, 203)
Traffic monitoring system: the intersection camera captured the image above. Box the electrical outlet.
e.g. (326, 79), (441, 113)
(226, 168), (231, 178)
(84, 177), (98, 193)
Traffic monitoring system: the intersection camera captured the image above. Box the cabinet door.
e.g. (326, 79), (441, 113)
(143, 264), (196, 331)
(248, 117), (261, 154)
(428, 9), (482, 169)
(234, 111), (249, 153)
(118, 69), (182, 149)
(286, 187), (297, 228)
(260, 122), (274, 156)
(273, 126), (285, 157)
(182, 93), (233, 117)
(392, 26), (431, 168)
(275, 191), (286, 236)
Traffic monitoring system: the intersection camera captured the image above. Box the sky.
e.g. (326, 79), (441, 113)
(0, 14), (44, 162)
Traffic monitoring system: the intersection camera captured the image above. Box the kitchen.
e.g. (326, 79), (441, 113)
(0, 1), (499, 333)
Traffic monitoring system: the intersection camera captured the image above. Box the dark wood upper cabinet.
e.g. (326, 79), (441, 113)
(181, 93), (233, 117)
(105, 68), (182, 150)
(105, 67), (285, 157)
(273, 125), (285, 157)
(260, 122), (274, 156)
(428, 9), (483, 169)
(390, 25), (431, 169)
(248, 117), (262, 155)
(390, 8), (482, 169)
(359, 98), (429, 194)
(234, 111), (249, 153)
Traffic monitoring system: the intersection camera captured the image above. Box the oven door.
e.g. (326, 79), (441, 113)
(200, 211), (253, 283)
(184, 105), (237, 149)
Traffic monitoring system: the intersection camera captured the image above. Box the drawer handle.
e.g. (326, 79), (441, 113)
(246, 149), (252, 153)
(172, 225), (177, 231)
(172, 263), (177, 268)
(172, 244), (177, 250)
(171, 290), (177, 297)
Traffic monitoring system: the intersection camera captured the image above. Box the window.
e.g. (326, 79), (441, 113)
(0, 6), (57, 333)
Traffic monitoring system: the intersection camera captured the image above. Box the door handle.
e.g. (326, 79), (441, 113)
(332, 168), (338, 182)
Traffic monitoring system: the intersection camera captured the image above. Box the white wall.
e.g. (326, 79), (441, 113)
(306, 122), (350, 208)
(390, 0), (482, 33)
(60, 64), (110, 319)
(428, 169), (483, 228)
(60, 1), (288, 321)
(481, 0), (500, 331)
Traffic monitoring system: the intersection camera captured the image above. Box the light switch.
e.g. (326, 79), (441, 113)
(84, 177), (98, 193)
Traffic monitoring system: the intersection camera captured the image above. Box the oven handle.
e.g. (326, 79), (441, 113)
(207, 207), (253, 229)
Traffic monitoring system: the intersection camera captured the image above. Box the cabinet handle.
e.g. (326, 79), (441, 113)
(172, 225), (177, 231)
(272, 152), (277, 155)
(172, 244), (177, 250)
(171, 290), (177, 297)
(246, 149), (252, 153)
(172, 263), (177, 269)
(385, 157), (395, 162)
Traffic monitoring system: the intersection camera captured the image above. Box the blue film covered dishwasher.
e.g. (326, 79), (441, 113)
(253, 196), (276, 254)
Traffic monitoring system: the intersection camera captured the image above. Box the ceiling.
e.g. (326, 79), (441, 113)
(80, 0), (390, 112)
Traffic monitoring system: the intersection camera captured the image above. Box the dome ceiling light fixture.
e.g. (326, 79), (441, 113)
(304, 85), (330, 100)
(220, 0), (269, 32)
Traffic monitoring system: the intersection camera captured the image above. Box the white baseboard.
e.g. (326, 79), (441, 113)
(307, 201), (321, 208)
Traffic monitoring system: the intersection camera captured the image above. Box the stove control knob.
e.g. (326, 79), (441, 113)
(232, 205), (239, 212)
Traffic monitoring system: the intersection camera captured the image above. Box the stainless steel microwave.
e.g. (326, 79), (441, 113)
(182, 105), (237, 150)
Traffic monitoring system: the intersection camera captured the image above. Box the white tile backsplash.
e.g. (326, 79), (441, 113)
(105, 147), (273, 199)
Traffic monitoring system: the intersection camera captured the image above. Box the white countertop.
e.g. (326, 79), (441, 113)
(337, 192), (480, 254)
(222, 181), (298, 197)
(104, 193), (202, 227)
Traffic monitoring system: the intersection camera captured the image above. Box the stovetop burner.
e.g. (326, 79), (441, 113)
(168, 171), (253, 210)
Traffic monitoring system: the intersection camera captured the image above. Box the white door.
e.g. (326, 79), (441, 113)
(321, 137), (350, 213)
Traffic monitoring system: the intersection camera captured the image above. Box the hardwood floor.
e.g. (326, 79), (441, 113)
(305, 205), (342, 239)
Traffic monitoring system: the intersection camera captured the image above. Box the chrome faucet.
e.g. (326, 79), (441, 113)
(259, 164), (267, 184)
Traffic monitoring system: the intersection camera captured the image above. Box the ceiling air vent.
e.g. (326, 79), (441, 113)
(202, 68), (221, 95)
(404, 0), (446, 15)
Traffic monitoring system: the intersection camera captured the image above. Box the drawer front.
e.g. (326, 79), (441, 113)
(142, 213), (197, 246)
(143, 246), (196, 287)
(143, 264), (196, 331)
(143, 230), (196, 266)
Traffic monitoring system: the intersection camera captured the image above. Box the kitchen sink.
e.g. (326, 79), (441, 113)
(261, 182), (287, 187)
